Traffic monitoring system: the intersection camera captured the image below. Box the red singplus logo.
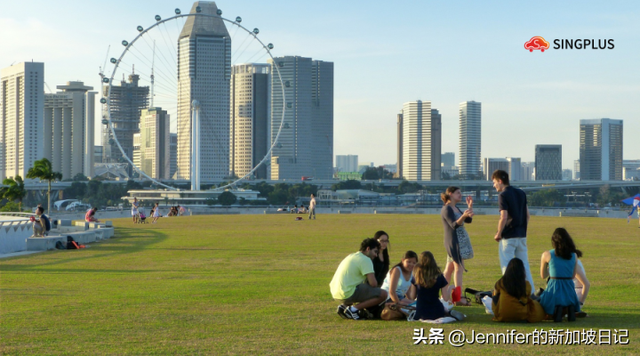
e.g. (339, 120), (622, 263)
(524, 36), (550, 52)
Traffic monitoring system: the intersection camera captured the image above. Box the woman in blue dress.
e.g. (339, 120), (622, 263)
(538, 228), (581, 320)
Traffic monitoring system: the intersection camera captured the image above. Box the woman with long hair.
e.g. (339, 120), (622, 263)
(492, 258), (545, 322)
(539, 228), (582, 321)
(440, 186), (474, 306)
(372, 231), (391, 286)
(406, 251), (463, 321)
(381, 251), (418, 304)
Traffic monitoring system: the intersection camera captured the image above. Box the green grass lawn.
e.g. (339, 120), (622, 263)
(1, 214), (640, 355)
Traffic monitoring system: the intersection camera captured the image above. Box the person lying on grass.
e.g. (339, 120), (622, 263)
(331, 238), (389, 321)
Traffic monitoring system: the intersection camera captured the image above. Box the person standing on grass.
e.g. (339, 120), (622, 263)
(308, 194), (316, 220)
(152, 203), (160, 224)
(491, 169), (535, 293)
(131, 197), (139, 223)
(330, 238), (388, 320)
(440, 186), (474, 306)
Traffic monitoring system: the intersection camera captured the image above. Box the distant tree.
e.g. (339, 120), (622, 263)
(398, 180), (423, 194)
(0, 175), (27, 211)
(441, 172), (451, 180)
(218, 191), (237, 206)
(73, 173), (89, 181)
(362, 167), (379, 180)
(0, 201), (22, 212)
(26, 158), (63, 214)
(331, 180), (362, 191)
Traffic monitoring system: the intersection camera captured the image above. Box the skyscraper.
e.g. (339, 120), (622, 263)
(103, 73), (149, 166)
(177, 1), (231, 181)
(400, 101), (441, 181)
(579, 119), (623, 181)
(459, 101), (481, 179)
(170, 133), (177, 179)
(441, 152), (455, 169)
(139, 107), (170, 179)
(336, 155), (358, 172)
(0, 62), (44, 181)
(44, 81), (96, 179)
(269, 56), (333, 180)
(535, 145), (562, 180)
(484, 158), (509, 180)
(229, 63), (270, 179)
(506, 157), (522, 181)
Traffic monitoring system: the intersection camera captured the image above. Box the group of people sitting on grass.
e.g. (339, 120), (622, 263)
(330, 228), (589, 322)
(167, 205), (185, 217)
(130, 198), (167, 224)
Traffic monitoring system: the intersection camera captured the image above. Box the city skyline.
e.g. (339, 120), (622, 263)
(1, 0), (638, 171)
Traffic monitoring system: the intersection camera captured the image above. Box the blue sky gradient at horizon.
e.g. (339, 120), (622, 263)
(1, 0), (638, 171)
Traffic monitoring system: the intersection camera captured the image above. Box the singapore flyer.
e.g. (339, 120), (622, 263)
(101, 2), (285, 191)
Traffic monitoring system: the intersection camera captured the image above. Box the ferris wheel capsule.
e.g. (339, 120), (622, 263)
(110, 58), (117, 64)
(100, 98), (107, 104)
(137, 26), (144, 32)
(268, 43), (274, 50)
(196, 6), (202, 13)
(175, 8), (181, 15)
(253, 28), (259, 34)
(102, 119), (109, 125)
(155, 15), (161, 21)
(215, 9), (221, 15)
(235, 16), (242, 23)
(122, 40), (129, 46)
(102, 78), (110, 83)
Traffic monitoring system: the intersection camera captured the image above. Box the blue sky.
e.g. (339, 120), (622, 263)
(1, 0), (638, 170)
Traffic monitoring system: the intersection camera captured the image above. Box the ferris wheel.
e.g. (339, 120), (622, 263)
(100, 3), (286, 191)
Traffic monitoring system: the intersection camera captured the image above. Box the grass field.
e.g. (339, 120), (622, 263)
(1, 214), (640, 355)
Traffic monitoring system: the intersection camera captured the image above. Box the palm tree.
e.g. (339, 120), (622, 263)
(27, 158), (63, 214)
(0, 175), (27, 211)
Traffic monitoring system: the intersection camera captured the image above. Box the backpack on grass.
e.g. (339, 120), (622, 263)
(66, 236), (85, 249)
(465, 287), (492, 304)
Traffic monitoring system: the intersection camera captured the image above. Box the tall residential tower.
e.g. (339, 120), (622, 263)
(0, 62), (44, 180)
(400, 101), (441, 181)
(459, 101), (481, 179)
(579, 119), (623, 181)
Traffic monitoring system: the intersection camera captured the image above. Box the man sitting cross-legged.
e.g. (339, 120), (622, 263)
(330, 238), (389, 320)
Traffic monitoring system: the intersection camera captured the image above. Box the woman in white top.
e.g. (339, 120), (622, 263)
(152, 203), (160, 223)
(131, 197), (139, 223)
(381, 250), (418, 305)
(574, 259), (590, 306)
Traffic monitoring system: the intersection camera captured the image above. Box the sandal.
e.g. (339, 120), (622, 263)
(454, 297), (472, 306)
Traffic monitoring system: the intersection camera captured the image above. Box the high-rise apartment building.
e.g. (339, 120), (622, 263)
(170, 133), (177, 179)
(269, 56), (333, 180)
(336, 155), (358, 173)
(138, 107), (170, 179)
(0, 62), (44, 181)
(229, 63), (269, 179)
(44, 81), (96, 179)
(177, 1), (231, 181)
(535, 145), (562, 180)
(506, 157), (521, 181)
(400, 101), (441, 181)
(484, 158), (509, 180)
(579, 119), (623, 181)
(103, 74), (149, 166)
(441, 152), (455, 169)
(574, 160), (580, 180)
(459, 101), (481, 179)
(521, 162), (534, 181)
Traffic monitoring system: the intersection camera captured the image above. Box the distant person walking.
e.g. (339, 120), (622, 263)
(308, 194), (316, 220)
(491, 169), (535, 292)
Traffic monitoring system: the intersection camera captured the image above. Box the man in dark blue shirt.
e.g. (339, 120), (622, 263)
(491, 170), (535, 291)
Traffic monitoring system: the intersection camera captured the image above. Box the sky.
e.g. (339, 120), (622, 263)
(1, 0), (638, 170)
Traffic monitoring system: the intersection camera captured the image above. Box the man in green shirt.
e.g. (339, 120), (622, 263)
(330, 238), (389, 320)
